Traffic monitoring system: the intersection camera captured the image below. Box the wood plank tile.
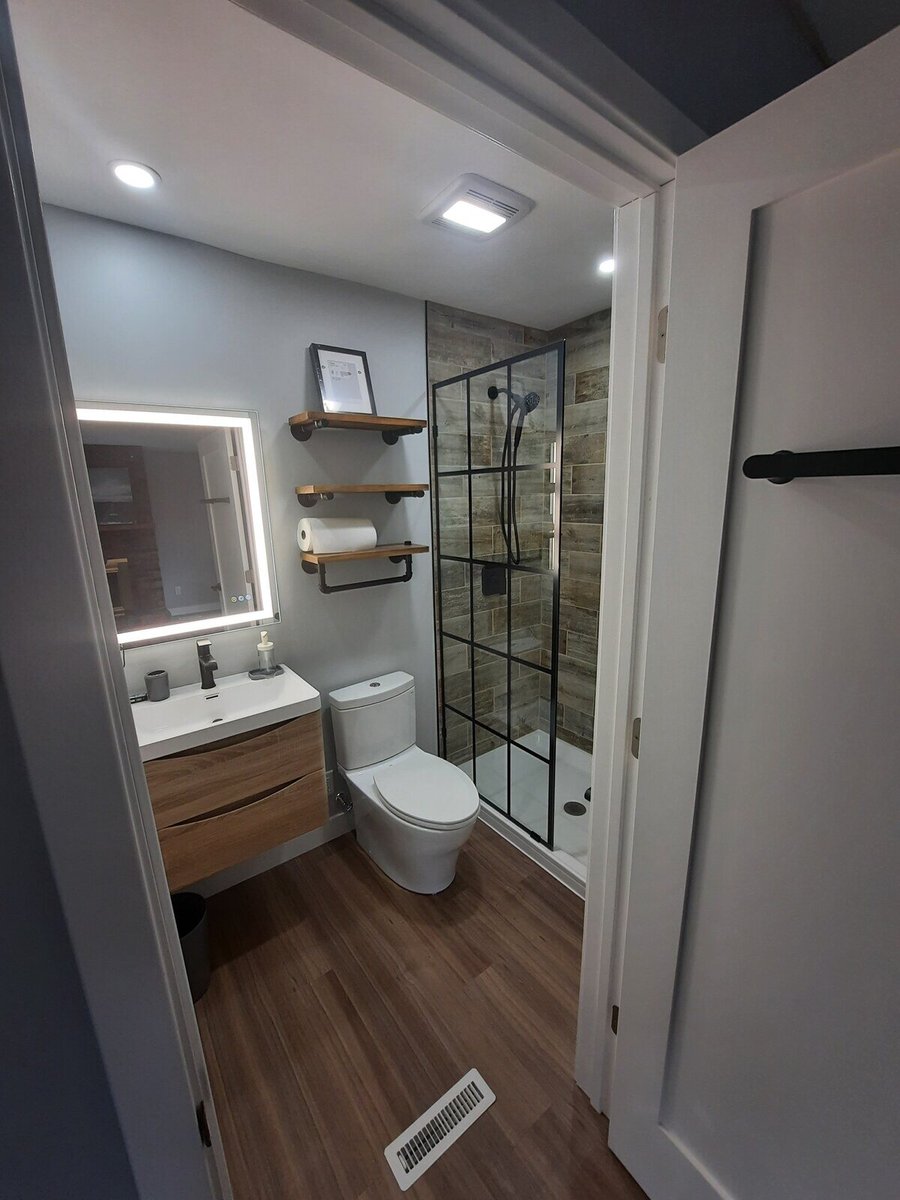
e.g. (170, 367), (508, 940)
(196, 822), (645, 1199)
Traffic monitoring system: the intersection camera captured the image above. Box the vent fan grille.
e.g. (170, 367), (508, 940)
(463, 189), (520, 218)
(384, 1069), (495, 1190)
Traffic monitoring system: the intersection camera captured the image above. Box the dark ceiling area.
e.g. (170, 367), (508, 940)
(554, 0), (899, 133)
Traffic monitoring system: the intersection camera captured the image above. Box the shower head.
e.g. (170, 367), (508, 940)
(487, 384), (541, 414)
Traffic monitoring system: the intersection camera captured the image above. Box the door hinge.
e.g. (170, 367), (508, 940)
(229, 454), (240, 471)
(656, 305), (668, 363)
(611, 1004), (620, 1035)
(196, 1101), (212, 1148)
(631, 717), (641, 759)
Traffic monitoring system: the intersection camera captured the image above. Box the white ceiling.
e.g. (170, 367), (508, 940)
(10, 0), (615, 329)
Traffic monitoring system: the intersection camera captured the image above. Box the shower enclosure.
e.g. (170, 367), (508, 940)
(433, 341), (593, 883)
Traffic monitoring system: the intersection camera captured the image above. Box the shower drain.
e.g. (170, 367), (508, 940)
(564, 801), (587, 816)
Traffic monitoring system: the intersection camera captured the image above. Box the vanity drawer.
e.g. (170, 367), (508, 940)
(145, 712), (324, 829)
(158, 771), (327, 891)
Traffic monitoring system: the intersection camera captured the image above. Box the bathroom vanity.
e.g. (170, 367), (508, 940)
(133, 668), (326, 890)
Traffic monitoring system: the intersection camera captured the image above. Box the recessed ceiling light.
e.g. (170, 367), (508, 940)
(598, 257), (615, 275)
(441, 199), (507, 234)
(111, 161), (159, 189)
(422, 174), (534, 238)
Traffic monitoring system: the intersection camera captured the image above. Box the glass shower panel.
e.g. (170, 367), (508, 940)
(474, 723), (506, 814)
(473, 647), (508, 736)
(470, 557), (508, 651)
(468, 368), (508, 470)
(435, 471), (469, 561)
(434, 341), (564, 848)
(441, 634), (472, 717)
(437, 558), (471, 639)
(509, 746), (550, 842)
(433, 380), (468, 471)
(509, 570), (544, 664)
(444, 707), (474, 777)
(510, 660), (553, 751)
(470, 470), (502, 562)
(511, 469), (555, 570)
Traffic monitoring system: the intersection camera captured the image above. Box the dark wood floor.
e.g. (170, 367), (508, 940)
(196, 823), (645, 1200)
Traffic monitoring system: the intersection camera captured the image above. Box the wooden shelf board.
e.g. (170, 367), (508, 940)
(288, 411), (426, 442)
(295, 483), (429, 496)
(299, 543), (429, 566)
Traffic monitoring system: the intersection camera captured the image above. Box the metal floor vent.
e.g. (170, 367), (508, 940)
(384, 1069), (495, 1191)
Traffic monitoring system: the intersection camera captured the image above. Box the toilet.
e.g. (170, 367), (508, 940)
(329, 671), (479, 894)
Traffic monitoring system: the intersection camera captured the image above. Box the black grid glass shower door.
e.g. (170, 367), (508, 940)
(433, 343), (565, 848)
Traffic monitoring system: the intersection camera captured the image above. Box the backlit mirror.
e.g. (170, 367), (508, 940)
(77, 405), (278, 645)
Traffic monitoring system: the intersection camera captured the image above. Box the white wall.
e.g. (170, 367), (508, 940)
(45, 206), (437, 800)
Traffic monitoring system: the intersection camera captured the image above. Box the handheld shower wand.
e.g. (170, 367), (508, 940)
(487, 384), (541, 564)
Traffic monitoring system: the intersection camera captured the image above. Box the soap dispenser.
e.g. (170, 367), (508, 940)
(249, 630), (283, 680)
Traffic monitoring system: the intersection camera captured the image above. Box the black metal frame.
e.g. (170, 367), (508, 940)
(301, 546), (415, 594)
(743, 445), (900, 484)
(308, 343), (377, 415)
(432, 343), (565, 850)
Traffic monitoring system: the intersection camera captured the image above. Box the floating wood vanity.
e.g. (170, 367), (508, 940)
(144, 712), (327, 891)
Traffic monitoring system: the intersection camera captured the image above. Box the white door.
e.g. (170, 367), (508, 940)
(610, 29), (900, 1200)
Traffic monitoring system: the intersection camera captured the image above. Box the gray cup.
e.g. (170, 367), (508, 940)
(145, 669), (170, 702)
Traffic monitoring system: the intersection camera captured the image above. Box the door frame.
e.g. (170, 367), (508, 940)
(607, 27), (900, 1196)
(2, 0), (683, 1191)
(0, 6), (230, 1197)
(575, 182), (673, 1111)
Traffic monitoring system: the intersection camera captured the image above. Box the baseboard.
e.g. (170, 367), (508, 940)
(196, 772), (353, 896)
(477, 806), (586, 899)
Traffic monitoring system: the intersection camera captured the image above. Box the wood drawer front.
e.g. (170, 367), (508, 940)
(158, 771), (327, 892)
(146, 712), (324, 829)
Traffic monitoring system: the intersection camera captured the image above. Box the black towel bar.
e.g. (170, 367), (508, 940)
(742, 446), (900, 484)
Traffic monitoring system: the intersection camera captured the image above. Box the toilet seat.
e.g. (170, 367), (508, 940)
(373, 753), (479, 831)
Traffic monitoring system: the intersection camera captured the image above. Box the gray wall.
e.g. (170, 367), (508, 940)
(0, 672), (139, 1199)
(45, 207), (437, 783)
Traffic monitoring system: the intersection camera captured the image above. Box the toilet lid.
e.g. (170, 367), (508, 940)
(373, 755), (479, 830)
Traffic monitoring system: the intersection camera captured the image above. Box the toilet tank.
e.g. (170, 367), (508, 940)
(329, 671), (416, 770)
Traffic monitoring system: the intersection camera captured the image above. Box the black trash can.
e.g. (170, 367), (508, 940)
(171, 892), (210, 1003)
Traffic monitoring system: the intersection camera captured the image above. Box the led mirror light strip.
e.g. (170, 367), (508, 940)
(76, 406), (275, 645)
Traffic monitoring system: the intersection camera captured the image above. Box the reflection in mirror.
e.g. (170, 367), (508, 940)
(77, 406), (277, 645)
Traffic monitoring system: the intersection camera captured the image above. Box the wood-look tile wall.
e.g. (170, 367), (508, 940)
(428, 303), (609, 761)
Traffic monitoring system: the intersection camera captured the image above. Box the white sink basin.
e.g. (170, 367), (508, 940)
(132, 666), (321, 761)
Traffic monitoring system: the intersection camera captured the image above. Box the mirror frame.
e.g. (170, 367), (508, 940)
(77, 402), (279, 646)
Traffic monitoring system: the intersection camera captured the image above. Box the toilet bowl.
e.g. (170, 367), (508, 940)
(329, 672), (479, 893)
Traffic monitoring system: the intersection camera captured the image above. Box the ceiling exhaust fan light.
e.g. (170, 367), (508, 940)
(441, 199), (507, 233)
(112, 161), (159, 189)
(423, 175), (533, 238)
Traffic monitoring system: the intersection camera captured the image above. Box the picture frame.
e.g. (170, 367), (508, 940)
(309, 343), (377, 415)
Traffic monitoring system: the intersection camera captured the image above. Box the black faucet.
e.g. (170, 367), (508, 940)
(196, 639), (218, 690)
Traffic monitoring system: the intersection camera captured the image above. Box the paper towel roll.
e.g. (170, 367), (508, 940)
(297, 517), (377, 554)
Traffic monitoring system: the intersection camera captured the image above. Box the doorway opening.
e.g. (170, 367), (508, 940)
(7, 0), (662, 1195)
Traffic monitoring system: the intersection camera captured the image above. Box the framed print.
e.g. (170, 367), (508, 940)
(309, 344), (377, 415)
